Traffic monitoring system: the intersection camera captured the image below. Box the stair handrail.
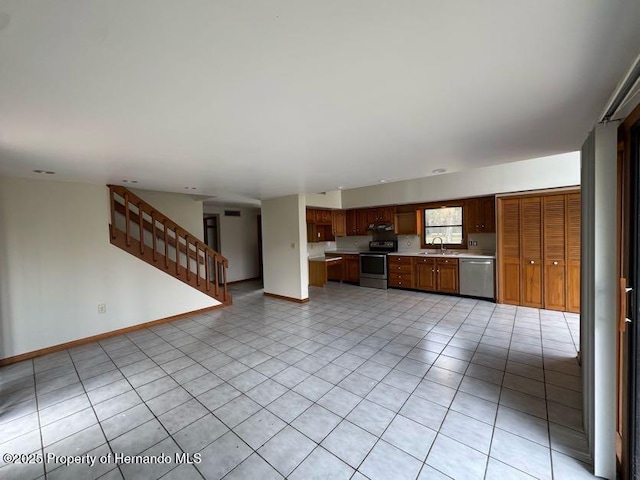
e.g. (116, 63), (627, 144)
(107, 184), (230, 304)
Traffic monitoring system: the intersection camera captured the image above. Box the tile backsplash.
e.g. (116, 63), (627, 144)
(468, 233), (496, 254)
(335, 235), (372, 251)
(397, 235), (421, 252)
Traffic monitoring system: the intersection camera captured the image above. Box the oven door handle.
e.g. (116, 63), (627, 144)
(360, 254), (387, 258)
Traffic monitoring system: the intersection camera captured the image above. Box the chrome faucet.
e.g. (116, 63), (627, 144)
(431, 237), (446, 254)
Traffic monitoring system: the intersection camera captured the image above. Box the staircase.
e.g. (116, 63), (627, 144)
(108, 185), (232, 305)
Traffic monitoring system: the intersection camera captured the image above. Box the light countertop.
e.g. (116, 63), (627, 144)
(308, 255), (344, 262)
(389, 251), (495, 259)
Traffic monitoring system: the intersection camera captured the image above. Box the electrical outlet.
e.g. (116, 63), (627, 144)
(98, 304), (106, 314)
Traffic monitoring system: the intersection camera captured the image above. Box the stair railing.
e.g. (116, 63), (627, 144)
(107, 185), (230, 304)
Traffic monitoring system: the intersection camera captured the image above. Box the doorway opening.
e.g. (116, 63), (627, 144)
(204, 215), (221, 252)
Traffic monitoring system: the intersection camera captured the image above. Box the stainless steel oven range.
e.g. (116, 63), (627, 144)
(359, 240), (398, 289)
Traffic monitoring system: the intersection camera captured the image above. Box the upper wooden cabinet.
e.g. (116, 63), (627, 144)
(497, 191), (580, 313)
(394, 211), (420, 235)
(346, 209), (368, 236)
(306, 208), (338, 242)
(306, 209), (315, 224)
(466, 196), (496, 234)
(332, 210), (346, 237)
(366, 206), (395, 224)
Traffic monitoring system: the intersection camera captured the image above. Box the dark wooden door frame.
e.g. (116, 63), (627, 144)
(618, 103), (640, 480)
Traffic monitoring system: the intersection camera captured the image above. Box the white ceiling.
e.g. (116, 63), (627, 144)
(0, 1), (639, 204)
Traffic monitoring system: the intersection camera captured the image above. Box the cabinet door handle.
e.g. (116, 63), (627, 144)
(553, 261), (558, 265)
(530, 260), (535, 264)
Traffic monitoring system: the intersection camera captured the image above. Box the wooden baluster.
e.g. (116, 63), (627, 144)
(214, 253), (220, 298)
(205, 250), (211, 291)
(110, 188), (116, 239)
(195, 243), (201, 287)
(138, 203), (144, 255)
(163, 220), (169, 269)
(222, 260), (228, 302)
(151, 212), (157, 262)
(124, 193), (131, 246)
(185, 234), (191, 282)
(175, 227), (180, 276)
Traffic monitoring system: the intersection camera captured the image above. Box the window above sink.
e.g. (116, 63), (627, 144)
(423, 205), (463, 246)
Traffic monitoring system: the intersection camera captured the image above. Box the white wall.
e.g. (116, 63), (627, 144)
(0, 177), (219, 360)
(132, 188), (205, 240)
(202, 206), (261, 282)
(341, 152), (580, 207)
(262, 195), (308, 300)
(305, 190), (342, 209)
(580, 124), (617, 479)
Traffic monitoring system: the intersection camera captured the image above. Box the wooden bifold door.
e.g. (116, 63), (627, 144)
(497, 191), (580, 313)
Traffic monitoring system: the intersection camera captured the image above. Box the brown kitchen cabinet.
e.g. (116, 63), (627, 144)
(394, 211), (420, 235)
(306, 209), (316, 224)
(497, 191), (580, 313)
(306, 208), (335, 242)
(366, 206), (395, 224)
(388, 256), (415, 288)
(343, 254), (360, 283)
(415, 258), (437, 291)
(325, 253), (344, 281)
(332, 210), (346, 237)
(315, 209), (333, 225)
(307, 223), (334, 243)
(414, 257), (458, 293)
(466, 196), (496, 234)
(346, 209), (369, 236)
(326, 253), (360, 283)
(437, 258), (459, 294)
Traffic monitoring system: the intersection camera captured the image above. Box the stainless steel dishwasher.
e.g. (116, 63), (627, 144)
(459, 258), (495, 299)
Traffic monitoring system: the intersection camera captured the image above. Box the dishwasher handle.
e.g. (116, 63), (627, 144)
(462, 261), (493, 265)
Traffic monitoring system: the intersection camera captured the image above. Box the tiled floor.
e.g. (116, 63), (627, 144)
(0, 281), (598, 479)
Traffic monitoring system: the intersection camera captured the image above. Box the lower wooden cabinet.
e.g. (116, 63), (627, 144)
(415, 258), (437, 290)
(345, 255), (360, 283)
(437, 259), (459, 294)
(324, 253), (359, 283)
(389, 256), (415, 288)
(392, 256), (459, 294)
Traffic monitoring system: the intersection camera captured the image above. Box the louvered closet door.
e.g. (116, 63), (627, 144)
(499, 198), (521, 305)
(521, 197), (543, 308)
(566, 193), (581, 313)
(543, 195), (567, 311)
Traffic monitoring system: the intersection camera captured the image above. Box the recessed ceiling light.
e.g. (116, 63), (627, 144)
(121, 179), (138, 184)
(33, 169), (55, 175)
(379, 179), (387, 183)
(432, 168), (447, 174)
(337, 186), (344, 190)
(184, 186), (197, 190)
